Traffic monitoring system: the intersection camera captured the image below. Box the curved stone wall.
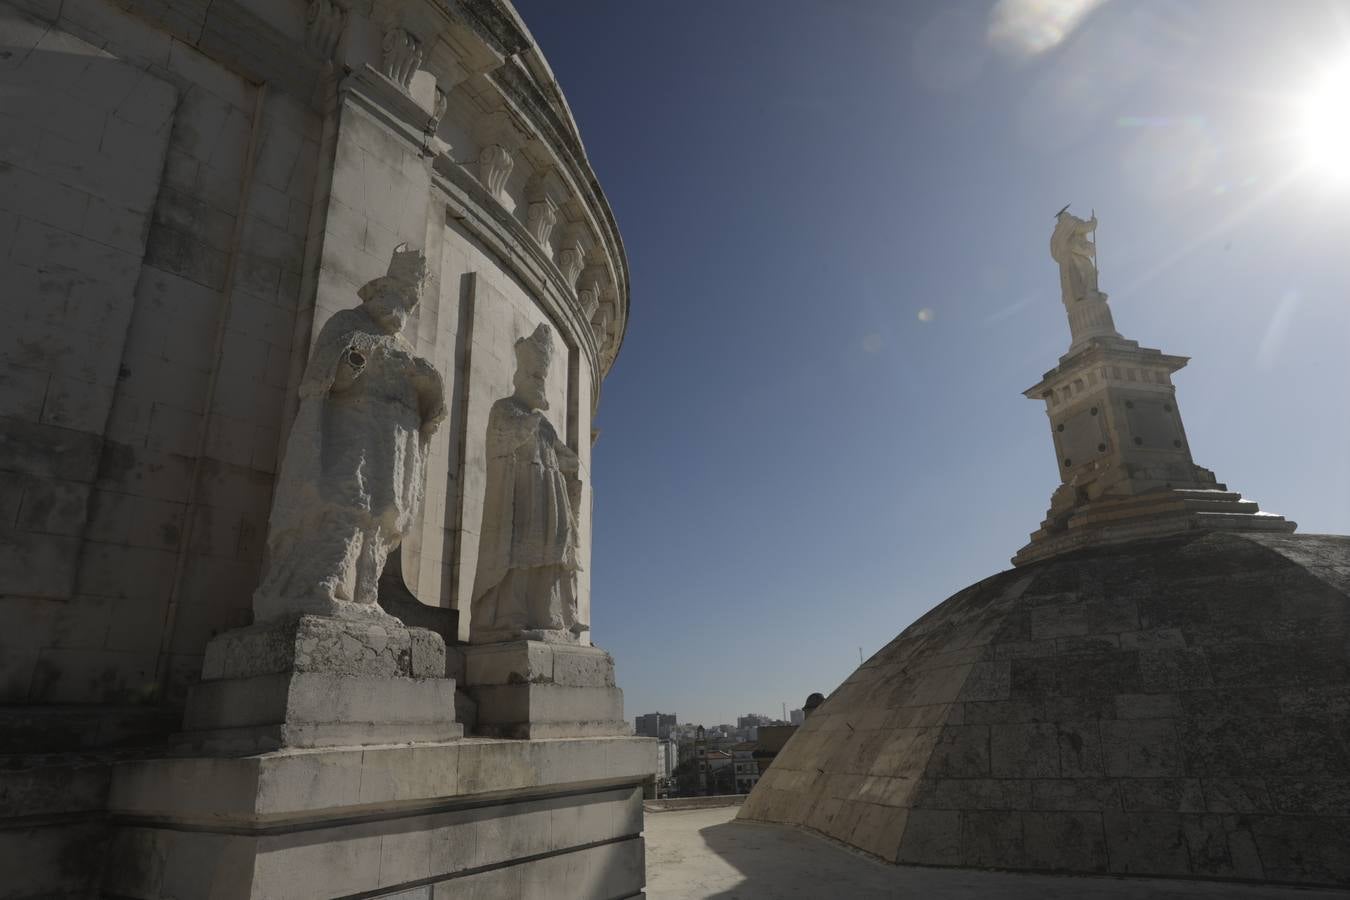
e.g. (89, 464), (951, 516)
(300, 0), (630, 641)
(0, 0), (628, 716)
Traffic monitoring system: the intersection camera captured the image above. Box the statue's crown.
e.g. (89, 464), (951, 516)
(515, 323), (554, 367)
(387, 242), (428, 286)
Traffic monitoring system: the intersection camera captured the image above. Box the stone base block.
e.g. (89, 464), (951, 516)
(463, 641), (629, 739)
(1014, 487), (1297, 567)
(180, 615), (460, 753)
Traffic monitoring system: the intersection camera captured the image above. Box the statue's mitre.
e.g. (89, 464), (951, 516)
(387, 242), (428, 286)
(515, 323), (554, 366)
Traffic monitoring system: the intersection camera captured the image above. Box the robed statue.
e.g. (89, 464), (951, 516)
(471, 323), (586, 644)
(254, 244), (446, 622)
(1050, 208), (1102, 305)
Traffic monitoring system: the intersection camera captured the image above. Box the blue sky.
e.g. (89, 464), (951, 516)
(515, 0), (1350, 725)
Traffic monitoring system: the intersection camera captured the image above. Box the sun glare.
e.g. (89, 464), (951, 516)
(1298, 60), (1350, 181)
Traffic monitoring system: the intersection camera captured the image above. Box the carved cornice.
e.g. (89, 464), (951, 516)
(443, 0), (530, 58)
(487, 55), (629, 370)
(305, 0), (346, 61)
(431, 155), (602, 408)
(381, 25), (423, 88)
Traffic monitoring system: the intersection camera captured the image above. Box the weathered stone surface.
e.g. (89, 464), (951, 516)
(183, 614), (459, 752)
(740, 531), (1350, 887)
(106, 746), (652, 900)
(200, 614), (444, 680)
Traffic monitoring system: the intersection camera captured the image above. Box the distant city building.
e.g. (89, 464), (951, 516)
(789, 708), (805, 726)
(731, 742), (760, 793)
(635, 711), (677, 740)
(655, 738), (677, 780)
(752, 725), (798, 775)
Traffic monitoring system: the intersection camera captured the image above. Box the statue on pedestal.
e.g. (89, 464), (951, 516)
(1050, 207), (1102, 304)
(254, 244), (446, 622)
(471, 323), (586, 644)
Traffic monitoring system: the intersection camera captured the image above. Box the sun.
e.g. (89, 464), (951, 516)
(1298, 60), (1350, 181)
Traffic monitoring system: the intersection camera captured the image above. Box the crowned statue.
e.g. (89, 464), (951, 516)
(253, 244), (446, 622)
(471, 323), (586, 644)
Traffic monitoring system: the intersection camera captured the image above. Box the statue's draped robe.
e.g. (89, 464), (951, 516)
(1050, 217), (1098, 304)
(472, 397), (583, 641)
(255, 307), (445, 619)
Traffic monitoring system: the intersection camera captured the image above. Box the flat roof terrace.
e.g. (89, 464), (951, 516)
(645, 806), (1349, 899)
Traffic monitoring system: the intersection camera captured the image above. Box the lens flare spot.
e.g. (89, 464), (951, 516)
(988, 0), (1107, 58)
(917, 308), (936, 323)
(1299, 60), (1350, 182)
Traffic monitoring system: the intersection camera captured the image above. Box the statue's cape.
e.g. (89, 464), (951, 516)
(267, 308), (420, 542)
(473, 398), (581, 603)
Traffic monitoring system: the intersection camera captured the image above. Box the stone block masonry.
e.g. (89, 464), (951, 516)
(741, 532), (1350, 888)
(0, 0), (651, 897)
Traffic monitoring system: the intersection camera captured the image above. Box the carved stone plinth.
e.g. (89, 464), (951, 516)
(177, 615), (462, 754)
(462, 641), (628, 739)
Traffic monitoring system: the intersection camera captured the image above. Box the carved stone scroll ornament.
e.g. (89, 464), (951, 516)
(577, 267), (606, 318)
(556, 244), (585, 289)
(479, 144), (514, 200)
(305, 0), (345, 60)
(253, 245), (447, 622)
(590, 301), (612, 341)
(428, 87), (449, 133)
(471, 324), (586, 644)
(381, 26), (423, 88)
(527, 198), (558, 250)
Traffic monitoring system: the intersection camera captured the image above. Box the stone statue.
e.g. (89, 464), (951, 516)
(1050, 208), (1102, 304)
(254, 244), (446, 622)
(471, 323), (586, 644)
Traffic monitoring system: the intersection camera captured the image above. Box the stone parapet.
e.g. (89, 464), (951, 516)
(105, 736), (656, 899)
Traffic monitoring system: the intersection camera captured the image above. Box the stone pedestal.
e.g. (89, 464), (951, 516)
(177, 614), (462, 753)
(463, 640), (628, 739)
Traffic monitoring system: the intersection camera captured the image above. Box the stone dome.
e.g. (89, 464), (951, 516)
(740, 531), (1350, 887)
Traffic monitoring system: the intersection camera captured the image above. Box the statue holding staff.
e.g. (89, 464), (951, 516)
(1050, 206), (1103, 305)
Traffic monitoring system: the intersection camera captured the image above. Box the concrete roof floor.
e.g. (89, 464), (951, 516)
(644, 806), (1350, 900)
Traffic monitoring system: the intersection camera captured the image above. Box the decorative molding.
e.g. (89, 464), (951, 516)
(526, 197), (558, 251)
(556, 223), (593, 289)
(590, 300), (612, 340)
(305, 0), (346, 60)
(382, 25), (423, 88)
(478, 144), (514, 200)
